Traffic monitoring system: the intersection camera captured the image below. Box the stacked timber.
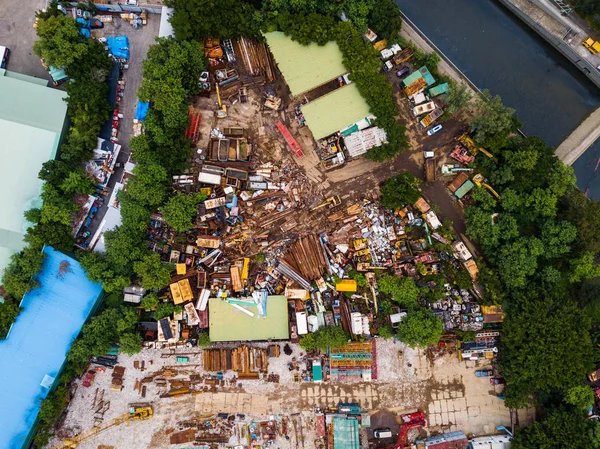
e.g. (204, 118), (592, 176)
(235, 37), (277, 82)
(283, 235), (328, 281)
(202, 345), (269, 378)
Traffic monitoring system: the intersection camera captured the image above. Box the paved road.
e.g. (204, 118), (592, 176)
(81, 15), (161, 247)
(0, 0), (52, 80)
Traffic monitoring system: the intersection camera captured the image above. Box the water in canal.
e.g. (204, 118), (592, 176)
(395, 0), (600, 199)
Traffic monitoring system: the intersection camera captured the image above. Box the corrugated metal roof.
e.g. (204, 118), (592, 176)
(0, 71), (67, 275)
(333, 416), (360, 449)
(343, 126), (387, 157)
(301, 84), (372, 140)
(402, 70), (423, 87)
(209, 296), (289, 341)
(264, 32), (347, 96)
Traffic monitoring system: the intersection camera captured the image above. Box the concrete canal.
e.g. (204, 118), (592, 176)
(396, 0), (600, 199)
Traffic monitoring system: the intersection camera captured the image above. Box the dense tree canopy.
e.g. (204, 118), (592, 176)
(380, 172), (421, 209)
(510, 409), (600, 449)
(378, 275), (420, 309)
(300, 326), (350, 352)
(397, 308), (443, 348)
(162, 192), (207, 232)
(470, 90), (521, 152)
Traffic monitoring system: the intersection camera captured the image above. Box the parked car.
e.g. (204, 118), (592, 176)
(374, 428), (393, 439)
(0, 45), (10, 69)
(427, 124), (443, 136)
(475, 369), (493, 377)
(396, 66), (410, 78)
(490, 377), (506, 385)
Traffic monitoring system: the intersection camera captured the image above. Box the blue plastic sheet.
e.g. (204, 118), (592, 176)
(135, 101), (150, 121)
(107, 36), (130, 60)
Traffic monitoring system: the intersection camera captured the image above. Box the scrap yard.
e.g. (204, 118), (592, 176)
(43, 25), (534, 449)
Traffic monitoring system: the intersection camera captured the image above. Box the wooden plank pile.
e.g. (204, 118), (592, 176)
(235, 37), (276, 82)
(283, 235), (328, 281)
(111, 366), (125, 391)
(202, 345), (279, 378)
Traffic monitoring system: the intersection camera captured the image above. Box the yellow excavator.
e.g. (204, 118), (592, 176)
(215, 82), (227, 119)
(473, 174), (501, 199)
(51, 404), (153, 449)
(458, 134), (493, 159)
(310, 195), (341, 212)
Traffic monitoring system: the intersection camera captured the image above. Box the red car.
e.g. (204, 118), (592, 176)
(82, 370), (95, 387)
(490, 378), (505, 385)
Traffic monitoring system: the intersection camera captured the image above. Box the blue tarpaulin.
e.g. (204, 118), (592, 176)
(107, 36), (130, 60)
(135, 101), (150, 121)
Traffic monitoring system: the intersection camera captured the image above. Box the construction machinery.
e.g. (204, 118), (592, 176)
(458, 134), (493, 159)
(203, 37), (223, 59)
(215, 83), (227, 119)
(582, 38), (600, 55)
(473, 173), (501, 199)
(51, 404), (153, 449)
(385, 411), (426, 449)
(310, 195), (341, 212)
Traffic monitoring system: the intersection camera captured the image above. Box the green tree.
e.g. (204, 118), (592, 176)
(119, 332), (143, 355)
(367, 0), (402, 39)
(60, 170), (95, 196)
(380, 172), (421, 209)
(125, 163), (169, 208)
(565, 385), (595, 411)
(153, 301), (182, 320)
(378, 275), (420, 309)
(141, 293), (160, 311)
(134, 253), (172, 291)
(397, 309), (443, 348)
(569, 253), (600, 283)
(198, 332), (211, 347)
(162, 192), (207, 232)
(378, 323), (394, 339)
(510, 409), (600, 449)
(0, 301), (22, 339)
(501, 293), (593, 408)
(497, 237), (544, 289)
(470, 90), (521, 152)
(445, 81), (472, 116)
(33, 15), (89, 69)
(299, 326), (349, 352)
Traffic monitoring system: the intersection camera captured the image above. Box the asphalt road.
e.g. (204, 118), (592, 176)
(0, 0), (51, 80)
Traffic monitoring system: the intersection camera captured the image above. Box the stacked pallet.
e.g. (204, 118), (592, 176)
(283, 235), (328, 281)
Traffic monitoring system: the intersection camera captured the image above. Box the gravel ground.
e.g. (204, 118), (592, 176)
(46, 339), (530, 448)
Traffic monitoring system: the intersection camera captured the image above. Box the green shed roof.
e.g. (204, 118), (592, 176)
(264, 32), (347, 96)
(209, 296), (289, 341)
(333, 417), (360, 449)
(0, 70), (67, 276)
(301, 84), (372, 140)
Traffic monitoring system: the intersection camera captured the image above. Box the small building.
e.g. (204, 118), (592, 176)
(464, 259), (479, 279)
(328, 415), (360, 449)
(481, 305), (504, 323)
(312, 360), (323, 383)
(343, 127), (387, 158)
(123, 285), (145, 304)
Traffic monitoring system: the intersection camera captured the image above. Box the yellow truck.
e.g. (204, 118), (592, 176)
(582, 38), (600, 55)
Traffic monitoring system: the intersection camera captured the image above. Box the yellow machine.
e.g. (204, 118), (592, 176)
(373, 39), (388, 52)
(203, 37), (224, 59)
(51, 404), (153, 449)
(310, 195), (341, 211)
(215, 83), (227, 119)
(458, 134), (493, 159)
(582, 38), (600, 55)
(473, 174), (501, 199)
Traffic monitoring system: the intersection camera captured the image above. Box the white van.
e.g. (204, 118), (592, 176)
(374, 428), (393, 439)
(0, 46), (10, 69)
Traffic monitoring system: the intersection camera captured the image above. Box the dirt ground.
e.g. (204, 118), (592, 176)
(47, 341), (532, 449)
